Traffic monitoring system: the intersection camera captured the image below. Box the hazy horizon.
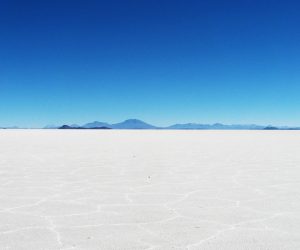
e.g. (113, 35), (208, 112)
(2, 118), (300, 129)
(1, 118), (300, 129)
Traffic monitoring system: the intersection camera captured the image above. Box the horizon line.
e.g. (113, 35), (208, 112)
(1, 118), (300, 129)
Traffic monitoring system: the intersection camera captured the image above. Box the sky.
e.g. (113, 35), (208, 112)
(1, 0), (300, 127)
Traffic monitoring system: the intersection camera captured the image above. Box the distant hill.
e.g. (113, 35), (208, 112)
(83, 121), (111, 128)
(264, 126), (279, 130)
(55, 124), (80, 129)
(58, 125), (111, 129)
(167, 123), (210, 129)
(167, 123), (265, 130)
(111, 119), (156, 129)
(0, 126), (19, 129)
(58, 125), (82, 129)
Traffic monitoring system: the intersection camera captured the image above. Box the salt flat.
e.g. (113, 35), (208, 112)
(0, 130), (300, 250)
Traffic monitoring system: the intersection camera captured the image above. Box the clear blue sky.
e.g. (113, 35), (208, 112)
(1, 0), (300, 127)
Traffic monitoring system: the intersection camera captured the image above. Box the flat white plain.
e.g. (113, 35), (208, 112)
(0, 130), (300, 250)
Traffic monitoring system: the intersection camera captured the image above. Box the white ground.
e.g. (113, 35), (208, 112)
(0, 130), (300, 250)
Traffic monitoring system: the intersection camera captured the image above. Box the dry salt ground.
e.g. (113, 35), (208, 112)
(0, 130), (300, 250)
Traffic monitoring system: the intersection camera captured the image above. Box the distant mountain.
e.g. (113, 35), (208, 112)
(83, 121), (111, 128)
(56, 124), (80, 129)
(167, 123), (265, 130)
(57, 119), (155, 129)
(0, 126), (19, 129)
(226, 124), (265, 130)
(167, 123), (211, 129)
(111, 119), (156, 129)
(264, 126), (279, 130)
(58, 125), (82, 129)
(58, 125), (111, 129)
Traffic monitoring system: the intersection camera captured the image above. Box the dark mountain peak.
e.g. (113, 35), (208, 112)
(58, 124), (84, 129)
(59, 125), (74, 129)
(264, 126), (279, 130)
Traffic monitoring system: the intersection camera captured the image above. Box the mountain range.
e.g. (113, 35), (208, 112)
(2, 119), (300, 130)
(51, 119), (300, 130)
(58, 119), (156, 129)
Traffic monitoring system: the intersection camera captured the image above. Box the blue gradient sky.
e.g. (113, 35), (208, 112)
(1, 0), (300, 127)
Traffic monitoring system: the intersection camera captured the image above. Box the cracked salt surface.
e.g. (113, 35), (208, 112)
(0, 130), (300, 249)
